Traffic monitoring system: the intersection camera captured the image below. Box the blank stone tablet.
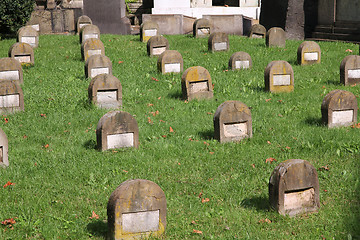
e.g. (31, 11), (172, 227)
(152, 47), (167, 56)
(31, 24), (39, 31)
(84, 34), (98, 41)
(122, 210), (160, 233)
(79, 23), (89, 29)
(145, 29), (157, 36)
(198, 28), (209, 35)
(14, 56), (31, 63)
(21, 37), (36, 46)
(284, 188), (315, 211)
(147, 36), (169, 57)
(181, 66), (213, 101)
(214, 42), (227, 51)
(223, 122), (247, 137)
(189, 81), (208, 92)
(96, 90), (117, 103)
(107, 133), (134, 149)
(0, 71), (19, 81)
(0, 94), (20, 108)
(273, 75), (291, 85)
(208, 32), (229, 52)
(265, 61), (294, 92)
(332, 110), (353, 124)
(91, 67), (109, 78)
(164, 63), (181, 73)
(348, 69), (360, 79)
(304, 52), (318, 61)
(235, 60), (250, 69)
(88, 49), (102, 56)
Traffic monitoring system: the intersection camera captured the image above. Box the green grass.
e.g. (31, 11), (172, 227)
(0, 34), (359, 239)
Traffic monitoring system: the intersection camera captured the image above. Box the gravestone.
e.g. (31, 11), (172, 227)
(321, 90), (357, 128)
(269, 159), (320, 217)
(265, 61), (294, 93)
(248, 24), (266, 38)
(181, 66), (213, 101)
(80, 25), (100, 44)
(140, 21), (159, 43)
(8, 43), (35, 66)
(81, 38), (105, 62)
(0, 58), (24, 84)
(0, 81), (24, 113)
(340, 55), (360, 86)
(228, 52), (252, 70)
(157, 50), (183, 74)
(17, 26), (39, 48)
(88, 74), (122, 109)
(85, 54), (112, 79)
(266, 27), (286, 48)
(193, 18), (212, 38)
(96, 111), (138, 151)
(208, 32), (229, 52)
(107, 179), (166, 240)
(147, 36), (169, 57)
(77, 15), (92, 34)
(214, 101), (253, 143)
(0, 128), (8, 168)
(297, 41), (321, 65)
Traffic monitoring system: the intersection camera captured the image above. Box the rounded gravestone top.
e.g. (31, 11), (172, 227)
(147, 36), (169, 57)
(193, 18), (212, 38)
(0, 80), (24, 113)
(297, 41), (321, 65)
(0, 57), (24, 84)
(266, 27), (286, 48)
(264, 60), (294, 93)
(228, 51), (252, 70)
(8, 42), (34, 66)
(181, 66), (213, 101)
(80, 24), (100, 44)
(88, 74), (122, 109)
(140, 21), (159, 42)
(157, 50), (183, 74)
(321, 89), (357, 111)
(81, 38), (105, 62)
(85, 54), (112, 79)
(77, 15), (93, 33)
(17, 26), (39, 48)
(340, 55), (360, 86)
(249, 24), (266, 38)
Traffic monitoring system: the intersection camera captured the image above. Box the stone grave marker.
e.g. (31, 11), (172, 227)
(157, 50), (183, 74)
(340, 55), (360, 86)
(214, 100), (252, 143)
(0, 80), (24, 113)
(8, 43), (34, 66)
(17, 26), (39, 48)
(77, 15), (92, 34)
(80, 24), (100, 44)
(297, 41), (321, 65)
(81, 38), (105, 62)
(248, 24), (266, 38)
(265, 61), (294, 93)
(0, 128), (8, 168)
(181, 66), (213, 101)
(88, 74), (122, 109)
(321, 90), (357, 128)
(96, 111), (138, 151)
(147, 36), (169, 57)
(266, 27), (286, 48)
(0, 58), (23, 84)
(269, 159), (320, 217)
(228, 51), (252, 70)
(85, 55), (112, 79)
(208, 32), (229, 52)
(140, 21), (159, 42)
(193, 18), (212, 38)
(107, 179), (166, 240)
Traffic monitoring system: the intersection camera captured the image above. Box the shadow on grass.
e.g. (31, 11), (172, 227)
(87, 220), (107, 238)
(249, 85), (266, 93)
(84, 139), (97, 150)
(325, 79), (340, 85)
(241, 195), (269, 211)
(167, 91), (183, 100)
(199, 129), (214, 140)
(304, 117), (323, 126)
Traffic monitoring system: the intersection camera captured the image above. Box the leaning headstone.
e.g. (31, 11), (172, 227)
(17, 26), (39, 48)
(80, 24), (100, 44)
(88, 74), (122, 109)
(0, 128), (9, 168)
(193, 18), (212, 38)
(85, 54), (112, 79)
(181, 66), (213, 101)
(140, 21), (159, 42)
(8, 43), (34, 66)
(77, 15), (92, 34)
(340, 55), (360, 86)
(96, 111), (138, 151)
(107, 179), (166, 240)
(0, 80), (24, 113)
(321, 90), (357, 128)
(208, 32), (229, 52)
(81, 38), (105, 62)
(248, 24), (266, 38)
(269, 159), (320, 217)
(157, 50), (183, 74)
(214, 101), (253, 143)
(265, 61), (294, 93)
(297, 41), (321, 65)
(228, 52), (252, 70)
(266, 27), (286, 48)
(147, 36), (169, 57)
(0, 58), (23, 84)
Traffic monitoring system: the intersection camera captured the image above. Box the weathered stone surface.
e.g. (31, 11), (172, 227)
(88, 74), (122, 109)
(297, 41), (321, 65)
(81, 38), (105, 62)
(269, 159), (320, 217)
(27, 9), (52, 34)
(85, 54), (112, 79)
(203, 15), (243, 35)
(77, 15), (92, 34)
(147, 36), (169, 57)
(340, 55), (360, 86)
(107, 179), (166, 240)
(0, 128), (9, 168)
(266, 27), (286, 48)
(214, 101), (252, 143)
(46, 0), (56, 9)
(140, 21), (159, 42)
(265, 61), (294, 93)
(208, 32), (229, 52)
(321, 90), (357, 128)
(229, 51), (252, 70)
(181, 66), (213, 101)
(248, 24), (266, 38)
(0, 58), (23, 84)
(157, 50), (183, 74)
(17, 26), (39, 48)
(8, 43), (34, 66)
(0, 81), (24, 113)
(142, 14), (196, 35)
(63, 9), (75, 32)
(80, 24), (100, 44)
(193, 18), (212, 38)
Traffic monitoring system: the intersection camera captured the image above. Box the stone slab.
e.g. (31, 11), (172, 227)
(348, 69), (360, 79)
(84, 33), (99, 41)
(0, 94), (20, 108)
(107, 133), (134, 149)
(223, 122), (247, 137)
(164, 63), (181, 73)
(144, 29), (157, 37)
(332, 110), (353, 124)
(235, 60), (250, 69)
(284, 188), (315, 211)
(122, 210), (160, 233)
(14, 55), (31, 63)
(304, 52), (318, 61)
(88, 49), (102, 57)
(189, 81), (208, 93)
(214, 42), (227, 51)
(91, 67), (109, 78)
(273, 75), (291, 86)
(197, 28), (209, 35)
(31, 24), (40, 31)
(152, 46), (167, 56)
(97, 90), (117, 102)
(0, 71), (20, 81)
(79, 23), (90, 29)
(21, 37), (36, 47)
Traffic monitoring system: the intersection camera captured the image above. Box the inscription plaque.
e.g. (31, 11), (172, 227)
(0, 71), (19, 80)
(348, 69), (360, 79)
(87, 49), (102, 57)
(90, 67), (109, 78)
(273, 75), (291, 86)
(152, 47), (167, 56)
(223, 122), (247, 137)
(214, 42), (227, 51)
(164, 63), (181, 73)
(0, 94), (20, 108)
(284, 188), (315, 211)
(304, 52), (318, 61)
(84, 33), (99, 41)
(14, 55), (31, 63)
(21, 37), (36, 47)
(122, 210), (160, 233)
(144, 29), (157, 37)
(332, 110), (353, 124)
(31, 24), (40, 31)
(96, 90), (117, 102)
(235, 60), (250, 69)
(79, 23), (90, 29)
(107, 133), (134, 149)
(198, 28), (209, 35)
(189, 81), (208, 93)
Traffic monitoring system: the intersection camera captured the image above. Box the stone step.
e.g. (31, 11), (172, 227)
(314, 25), (360, 34)
(311, 31), (360, 42)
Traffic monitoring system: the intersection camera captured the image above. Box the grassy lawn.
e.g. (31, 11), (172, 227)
(0, 33), (359, 239)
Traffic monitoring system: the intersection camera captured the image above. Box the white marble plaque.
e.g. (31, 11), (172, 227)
(87, 49), (102, 57)
(273, 75), (291, 86)
(223, 122), (247, 137)
(107, 133), (134, 149)
(348, 69), (360, 79)
(0, 94), (20, 108)
(332, 110), (353, 124)
(304, 52), (318, 61)
(14, 55), (31, 63)
(97, 90), (117, 102)
(235, 60), (250, 69)
(284, 188), (315, 211)
(122, 210), (160, 233)
(214, 42), (227, 51)
(84, 33), (99, 41)
(144, 29), (157, 37)
(164, 63), (181, 73)
(79, 23), (90, 29)
(152, 46), (167, 56)
(21, 36), (36, 47)
(197, 28), (210, 35)
(0, 70), (20, 80)
(251, 33), (264, 38)
(31, 24), (39, 31)
(189, 81), (208, 93)
(90, 67), (109, 78)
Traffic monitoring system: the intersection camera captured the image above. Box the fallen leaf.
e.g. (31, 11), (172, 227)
(198, 192), (203, 198)
(151, 77), (159, 82)
(285, 146), (291, 149)
(266, 157), (276, 163)
(147, 117), (153, 124)
(123, 170), (128, 173)
(318, 165), (330, 171)
(4, 118), (8, 124)
(1, 218), (16, 225)
(224, 69), (228, 72)
(345, 49), (353, 53)
(191, 220), (196, 225)
(162, 135), (167, 138)
(112, 150), (118, 153)
(147, 103), (154, 107)
(157, 96), (161, 100)
(265, 98), (271, 102)
(224, 226), (230, 230)
(3, 181), (15, 188)
(278, 100), (283, 103)
(150, 110), (159, 116)
(188, 137), (193, 141)
(89, 211), (99, 219)
(278, 114), (283, 117)
(118, 60), (123, 64)
(184, 100), (188, 103)
(203, 141), (209, 146)
(201, 198), (210, 203)
(209, 152), (214, 154)
(251, 164), (255, 168)
(351, 123), (360, 128)
(159, 119), (165, 123)
(169, 127), (174, 132)
(267, 141), (271, 144)
(207, 112), (213, 115)
(324, 189), (328, 192)
(224, 4), (229, 7)
(177, 162), (181, 165)
(23, 135), (27, 139)
(259, 218), (272, 224)
(40, 113), (46, 118)
(44, 144), (49, 148)
(193, 229), (203, 234)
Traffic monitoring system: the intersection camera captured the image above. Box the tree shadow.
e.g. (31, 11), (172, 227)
(84, 139), (97, 150)
(167, 91), (183, 100)
(325, 79), (341, 85)
(241, 195), (269, 211)
(87, 220), (107, 238)
(304, 117), (323, 126)
(198, 129), (214, 140)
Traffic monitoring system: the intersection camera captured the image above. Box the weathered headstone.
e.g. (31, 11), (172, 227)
(140, 21), (159, 43)
(214, 101), (252, 143)
(266, 27), (286, 48)
(88, 74), (122, 109)
(77, 15), (92, 34)
(269, 159), (320, 217)
(265, 61), (294, 93)
(8, 43), (35, 66)
(0, 58), (23, 84)
(46, 0), (56, 10)
(85, 54), (112, 79)
(340, 55), (360, 86)
(208, 32), (229, 52)
(297, 41), (321, 65)
(157, 50), (183, 74)
(321, 90), (357, 128)
(228, 52), (252, 70)
(193, 18), (212, 38)
(80, 25), (100, 44)
(147, 36), (169, 57)
(96, 111), (138, 151)
(181, 66), (213, 101)
(81, 38), (105, 62)
(0, 80), (24, 113)
(248, 24), (266, 38)
(0, 128), (9, 168)
(17, 26), (39, 48)
(107, 179), (166, 240)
